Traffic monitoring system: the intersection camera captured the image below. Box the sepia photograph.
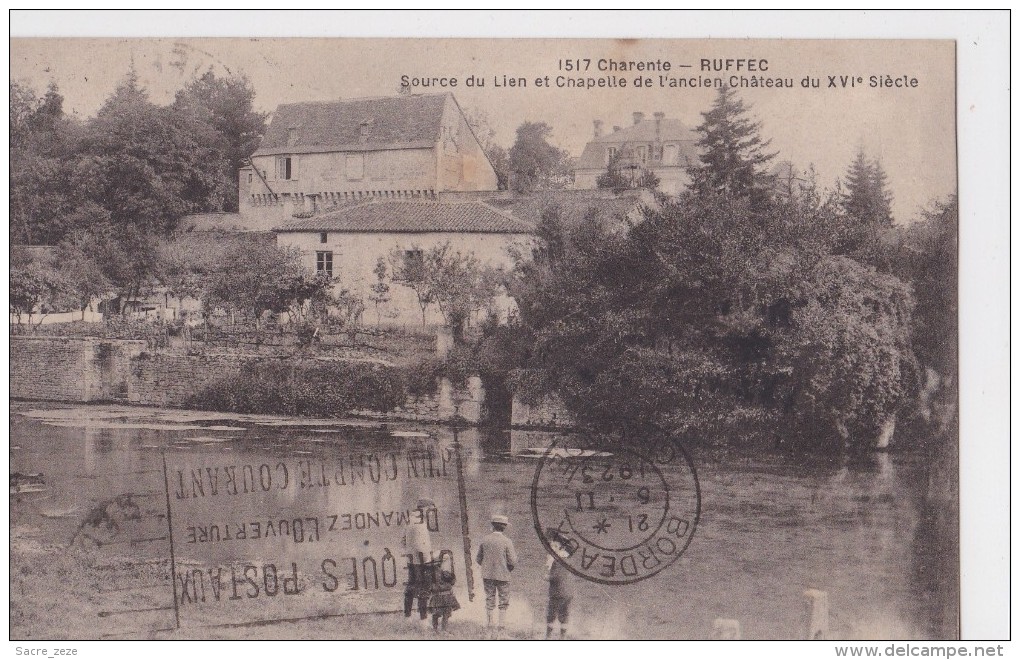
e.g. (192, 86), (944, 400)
(6, 11), (1008, 649)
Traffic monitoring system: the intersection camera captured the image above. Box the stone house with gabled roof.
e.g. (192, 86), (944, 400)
(274, 199), (534, 328)
(572, 111), (700, 195)
(240, 93), (498, 230)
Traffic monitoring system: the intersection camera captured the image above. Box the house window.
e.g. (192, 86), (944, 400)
(346, 154), (365, 180)
(316, 251), (333, 277)
(277, 156), (294, 180)
(637, 146), (648, 165)
(248, 173), (253, 183)
(319, 232), (328, 244)
(607, 146), (618, 164)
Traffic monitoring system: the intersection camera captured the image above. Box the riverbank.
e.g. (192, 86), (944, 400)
(8, 336), (572, 430)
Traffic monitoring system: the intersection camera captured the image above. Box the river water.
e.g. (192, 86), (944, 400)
(10, 403), (943, 640)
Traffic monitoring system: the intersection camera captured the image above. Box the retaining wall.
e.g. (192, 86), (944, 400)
(10, 337), (484, 424)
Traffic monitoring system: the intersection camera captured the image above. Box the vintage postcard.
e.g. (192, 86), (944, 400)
(8, 26), (982, 645)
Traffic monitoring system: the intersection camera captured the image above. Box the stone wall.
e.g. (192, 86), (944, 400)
(127, 353), (247, 407)
(510, 393), (576, 429)
(10, 337), (476, 424)
(10, 337), (146, 402)
(13, 336), (570, 429)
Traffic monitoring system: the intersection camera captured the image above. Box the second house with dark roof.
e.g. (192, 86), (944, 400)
(274, 199), (534, 328)
(240, 93), (499, 231)
(572, 111), (699, 195)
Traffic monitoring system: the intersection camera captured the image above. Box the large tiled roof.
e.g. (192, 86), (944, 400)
(575, 118), (699, 170)
(483, 190), (652, 231)
(253, 94), (450, 156)
(275, 200), (536, 234)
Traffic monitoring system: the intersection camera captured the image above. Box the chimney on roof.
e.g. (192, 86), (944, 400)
(613, 125), (621, 133)
(632, 112), (645, 125)
(593, 119), (603, 138)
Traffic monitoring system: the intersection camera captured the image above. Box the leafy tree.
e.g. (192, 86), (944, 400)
(11, 81), (65, 150)
(891, 196), (958, 384)
(266, 272), (333, 321)
(173, 71), (268, 211)
(328, 287), (368, 345)
(9, 81), (79, 244)
(423, 243), (498, 343)
(203, 239), (304, 329)
(390, 246), (434, 329)
(70, 70), (223, 234)
(596, 151), (660, 192)
(368, 256), (392, 326)
(507, 121), (570, 192)
(62, 220), (161, 314)
(9, 259), (74, 326)
(390, 242), (498, 339)
(55, 241), (110, 320)
(11, 71), (266, 244)
(506, 193), (916, 450)
(156, 234), (222, 312)
(774, 255), (916, 444)
(10, 81), (40, 149)
(687, 85), (776, 204)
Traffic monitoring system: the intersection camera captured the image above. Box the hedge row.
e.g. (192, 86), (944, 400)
(185, 360), (412, 417)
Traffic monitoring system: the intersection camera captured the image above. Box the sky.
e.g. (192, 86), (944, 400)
(10, 37), (957, 222)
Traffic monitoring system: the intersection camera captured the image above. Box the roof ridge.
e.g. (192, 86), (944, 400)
(473, 200), (534, 225)
(274, 196), (537, 234)
(313, 199), (379, 216)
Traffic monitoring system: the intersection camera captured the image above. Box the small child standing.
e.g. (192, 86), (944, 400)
(545, 533), (576, 640)
(429, 565), (460, 633)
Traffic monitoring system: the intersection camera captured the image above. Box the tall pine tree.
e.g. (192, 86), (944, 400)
(840, 147), (893, 225)
(687, 85), (776, 204)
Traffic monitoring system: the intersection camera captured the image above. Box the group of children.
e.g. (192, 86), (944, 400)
(404, 507), (576, 639)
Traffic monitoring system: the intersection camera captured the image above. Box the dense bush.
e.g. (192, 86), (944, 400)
(502, 191), (918, 450)
(186, 360), (409, 416)
(404, 357), (444, 399)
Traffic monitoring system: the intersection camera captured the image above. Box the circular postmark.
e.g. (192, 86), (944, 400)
(530, 435), (700, 585)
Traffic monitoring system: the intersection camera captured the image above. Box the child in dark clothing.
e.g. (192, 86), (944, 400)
(429, 568), (460, 632)
(545, 533), (577, 639)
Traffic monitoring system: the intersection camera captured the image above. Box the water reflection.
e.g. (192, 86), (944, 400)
(10, 404), (951, 639)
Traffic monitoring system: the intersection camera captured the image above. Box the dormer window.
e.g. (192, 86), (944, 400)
(319, 232), (328, 244)
(358, 119), (373, 143)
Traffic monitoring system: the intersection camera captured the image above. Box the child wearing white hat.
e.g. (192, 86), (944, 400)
(475, 514), (518, 639)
